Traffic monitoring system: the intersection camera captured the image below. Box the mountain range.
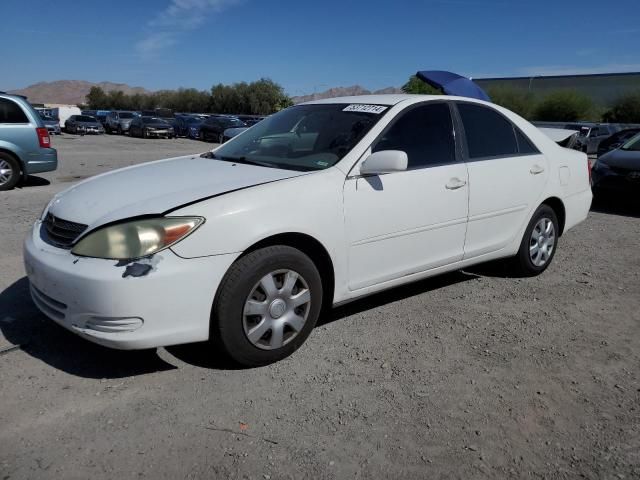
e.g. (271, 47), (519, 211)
(7, 80), (150, 105)
(6, 80), (402, 106)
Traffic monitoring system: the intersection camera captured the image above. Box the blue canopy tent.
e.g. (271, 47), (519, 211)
(416, 70), (491, 102)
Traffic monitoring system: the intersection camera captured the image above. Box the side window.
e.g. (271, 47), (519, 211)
(457, 103), (519, 159)
(373, 103), (456, 169)
(0, 99), (29, 124)
(515, 129), (539, 155)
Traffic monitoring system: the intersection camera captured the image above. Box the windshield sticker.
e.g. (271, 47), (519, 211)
(343, 104), (387, 114)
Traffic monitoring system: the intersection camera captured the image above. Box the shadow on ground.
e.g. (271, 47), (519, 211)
(2, 266), (510, 373)
(0, 277), (176, 379)
(591, 194), (640, 218)
(18, 176), (50, 188)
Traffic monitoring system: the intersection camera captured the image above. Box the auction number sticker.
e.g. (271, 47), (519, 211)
(343, 104), (388, 114)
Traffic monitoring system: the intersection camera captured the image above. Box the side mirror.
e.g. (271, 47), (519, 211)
(359, 150), (408, 175)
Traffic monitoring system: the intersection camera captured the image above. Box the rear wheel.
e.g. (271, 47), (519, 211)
(211, 246), (323, 367)
(0, 153), (21, 191)
(512, 204), (559, 276)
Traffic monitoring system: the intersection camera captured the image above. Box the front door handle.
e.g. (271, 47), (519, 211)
(445, 178), (467, 190)
(530, 165), (545, 175)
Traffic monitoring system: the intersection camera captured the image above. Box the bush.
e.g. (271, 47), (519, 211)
(487, 87), (536, 119)
(602, 92), (640, 123)
(533, 91), (593, 122)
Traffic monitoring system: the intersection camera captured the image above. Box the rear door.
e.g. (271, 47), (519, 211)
(454, 102), (548, 259)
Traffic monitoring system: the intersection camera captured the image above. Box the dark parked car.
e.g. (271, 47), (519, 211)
(200, 116), (246, 143)
(65, 115), (105, 134)
(592, 133), (640, 196)
(128, 116), (175, 139)
(572, 124), (620, 155)
(597, 128), (640, 157)
(175, 115), (205, 138)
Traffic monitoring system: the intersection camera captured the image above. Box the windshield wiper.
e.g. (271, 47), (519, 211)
(201, 151), (275, 168)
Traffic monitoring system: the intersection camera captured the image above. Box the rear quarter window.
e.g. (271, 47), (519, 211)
(0, 99), (29, 124)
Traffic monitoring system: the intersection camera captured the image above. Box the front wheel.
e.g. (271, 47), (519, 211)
(512, 204), (559, 276)
(211, 246), (323, 367)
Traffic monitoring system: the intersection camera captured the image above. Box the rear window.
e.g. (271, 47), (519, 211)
(76, 115), (97, 122)
(0, 98), (29, 124)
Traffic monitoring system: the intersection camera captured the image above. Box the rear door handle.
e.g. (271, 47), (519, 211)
(445, 178), (467, 190)
(530, 165), (545, 175)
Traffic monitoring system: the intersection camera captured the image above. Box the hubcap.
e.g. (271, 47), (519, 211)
(529, 217), (555, 267)
(242, 269), (312, 350)
(0, 160), (14, 186)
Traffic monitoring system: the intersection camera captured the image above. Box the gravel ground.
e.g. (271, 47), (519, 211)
(0, 134), (639, 479)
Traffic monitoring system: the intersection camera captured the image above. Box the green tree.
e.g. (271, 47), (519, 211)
(401, 75), (442, 95)
(602, 92), (640, 123)
(533, 91), (594, 122)
(487, 87), (536, 119)
(86, 86), (109, 109)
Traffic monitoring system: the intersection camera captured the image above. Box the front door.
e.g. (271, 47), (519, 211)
(344, 102), (469, 291)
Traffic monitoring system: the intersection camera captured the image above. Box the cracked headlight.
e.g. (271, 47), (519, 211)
(71, 217), (204, 260)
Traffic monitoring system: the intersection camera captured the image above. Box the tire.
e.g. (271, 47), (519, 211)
(0, 152), (21, 191)
(212, 245), (323, 367)
(199, 131), (204, 141)
(143, 129), (147, 139)
(117, 126), (122, 135)
(512, 204), (559, 277)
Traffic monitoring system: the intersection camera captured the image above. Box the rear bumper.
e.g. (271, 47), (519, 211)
(23, 148), (58, 174)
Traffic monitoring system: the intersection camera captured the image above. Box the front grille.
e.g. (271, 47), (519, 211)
(42, 213), (88, 249)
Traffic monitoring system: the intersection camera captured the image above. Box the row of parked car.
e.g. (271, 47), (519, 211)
(66, 109), (266, 142)
(533, 121), (640, 157)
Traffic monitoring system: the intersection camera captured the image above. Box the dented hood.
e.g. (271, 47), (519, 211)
(47, 154), (307, 229)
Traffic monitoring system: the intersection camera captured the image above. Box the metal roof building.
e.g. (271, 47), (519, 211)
(474, 72), (640, 105)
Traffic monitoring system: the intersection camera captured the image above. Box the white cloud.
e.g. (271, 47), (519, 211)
(136, 0), (240, 56)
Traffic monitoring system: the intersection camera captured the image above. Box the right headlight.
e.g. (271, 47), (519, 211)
(71, 216), (204, 260)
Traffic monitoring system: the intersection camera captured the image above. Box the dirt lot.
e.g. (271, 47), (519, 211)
(0, 134), (639, 479)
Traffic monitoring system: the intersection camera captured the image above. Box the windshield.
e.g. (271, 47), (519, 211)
(621, 133), (640, 151)
(221, 117), (246, 128)
(187, 117), (204, 124)
(211, 104), (388, 171)
(76, 115), (97, 122)
(119, 112), (135, 119)
(142, 117), (168, 125)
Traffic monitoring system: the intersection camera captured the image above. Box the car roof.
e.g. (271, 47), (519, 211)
(300, 93), (497, 107)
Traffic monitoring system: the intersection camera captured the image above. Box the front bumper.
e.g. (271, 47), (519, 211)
(24, 221), (239, 349)
(592, 164), (640, 194)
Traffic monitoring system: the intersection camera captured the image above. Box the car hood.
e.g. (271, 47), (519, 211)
(599, 149), (640, 169)
(47, 154), (308, 230)
(119, 118), (133, 125)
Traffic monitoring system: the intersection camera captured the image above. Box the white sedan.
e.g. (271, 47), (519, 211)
(24, 95), (592, 366)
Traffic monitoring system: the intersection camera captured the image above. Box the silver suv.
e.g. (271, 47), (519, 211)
(0, 93), (58, 190)
(105, 111), (136, 134)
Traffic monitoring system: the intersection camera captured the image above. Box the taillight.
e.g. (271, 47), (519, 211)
(36, 127), (51, 148)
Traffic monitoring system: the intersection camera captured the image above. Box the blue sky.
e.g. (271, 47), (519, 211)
(2, 0), (639, 95)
